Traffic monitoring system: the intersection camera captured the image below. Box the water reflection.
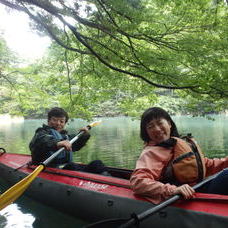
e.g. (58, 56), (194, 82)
(0, 115), (228, 169)
(0, 115), (228, 227)
(173, 115), (228, 158)
(0, 204), (35, 227)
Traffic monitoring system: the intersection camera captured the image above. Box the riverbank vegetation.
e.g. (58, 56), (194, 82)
(0, 0), (227, 120)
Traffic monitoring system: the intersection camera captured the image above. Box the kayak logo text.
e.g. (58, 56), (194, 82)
(79, 181), (108, 190)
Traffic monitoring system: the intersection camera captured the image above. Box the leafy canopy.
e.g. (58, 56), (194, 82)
(0, 0), (227, 118)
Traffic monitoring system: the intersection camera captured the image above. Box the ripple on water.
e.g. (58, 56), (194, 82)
(0, 204), (35, 227)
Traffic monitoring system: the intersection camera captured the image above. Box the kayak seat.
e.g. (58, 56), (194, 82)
(107, 167), (133, 180)
(66, 163), (133, 180)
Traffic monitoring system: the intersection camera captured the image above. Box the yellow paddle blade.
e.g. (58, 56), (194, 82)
(0, 165), (44, 211)
(89, 121), (102, 128)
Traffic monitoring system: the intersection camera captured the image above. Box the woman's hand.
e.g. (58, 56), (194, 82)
(57, 140), (72, 151)
(173, 184), (195, 199)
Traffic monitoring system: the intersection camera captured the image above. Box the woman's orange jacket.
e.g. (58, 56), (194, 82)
(130, 140), (228, 204)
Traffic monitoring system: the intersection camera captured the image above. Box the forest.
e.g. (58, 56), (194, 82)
(0, 0), (227, 120)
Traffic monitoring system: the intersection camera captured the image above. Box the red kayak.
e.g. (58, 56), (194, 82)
(0, 152), (228, 227)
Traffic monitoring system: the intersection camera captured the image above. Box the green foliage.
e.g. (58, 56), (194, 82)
(0, 0), (228, 118)
(0, 36), (16, 66)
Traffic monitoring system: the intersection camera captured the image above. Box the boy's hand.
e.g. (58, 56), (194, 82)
(79, 127), (89, 133)
(57, 140), (72, 151)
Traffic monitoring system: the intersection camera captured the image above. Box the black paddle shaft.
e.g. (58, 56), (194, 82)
(119, 172), (220, 228)
(85, 171), (221, 228)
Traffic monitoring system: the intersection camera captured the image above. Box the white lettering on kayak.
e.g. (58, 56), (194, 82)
(79, 181), (108, 190)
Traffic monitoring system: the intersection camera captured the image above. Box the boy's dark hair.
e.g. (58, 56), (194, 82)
(140, 107), (179, 143)
(47, 107), (69, 123)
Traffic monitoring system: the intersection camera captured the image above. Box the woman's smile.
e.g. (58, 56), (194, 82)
(146, 118), (171, 144)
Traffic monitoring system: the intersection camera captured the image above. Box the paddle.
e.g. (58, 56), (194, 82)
(85, 171), (221, 228)
(0, 121), (101, 211)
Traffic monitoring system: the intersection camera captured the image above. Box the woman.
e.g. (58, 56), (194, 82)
(130, 107), (228, 204)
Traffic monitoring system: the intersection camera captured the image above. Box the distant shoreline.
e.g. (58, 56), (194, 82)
(0, 114), (24, 124)
(0, 111), (227, 122)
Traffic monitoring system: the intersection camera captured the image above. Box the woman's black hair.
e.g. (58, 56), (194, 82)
(47, 107), (69, 123)
(140, 107), (179, 142)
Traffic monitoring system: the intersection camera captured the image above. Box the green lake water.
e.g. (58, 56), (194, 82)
(0, 115), (227, 227)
